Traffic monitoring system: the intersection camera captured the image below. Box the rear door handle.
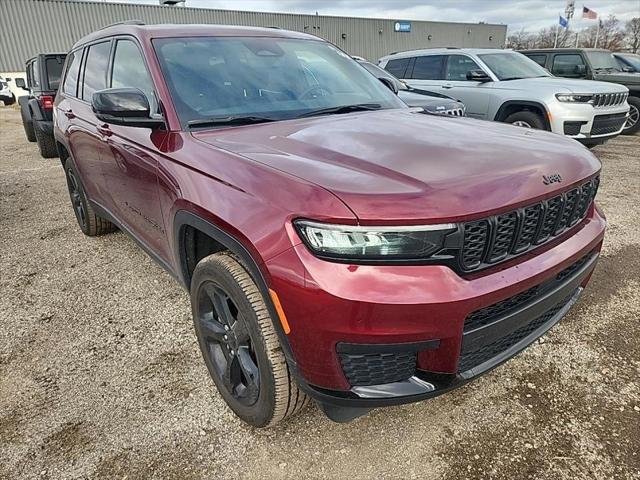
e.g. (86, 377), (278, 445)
(97, 124), (112, 137)
(442, 83), (454, 89)
(64, 109), (75, 119)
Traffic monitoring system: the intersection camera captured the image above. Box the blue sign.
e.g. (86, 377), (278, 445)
(394, 21), (411, 33)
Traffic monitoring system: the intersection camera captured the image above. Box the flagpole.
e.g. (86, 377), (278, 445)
(554, 20), (559, 48)
(594, 19), (600, 48)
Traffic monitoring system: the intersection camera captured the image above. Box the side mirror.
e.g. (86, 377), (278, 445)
(621, 66), (634, 73)
(15, 78), (27, 89)
(466, 69), (491, 82)
(378, 77), (399, 95)
(92, 88), (163, 128)
(574, 64), (587, 75)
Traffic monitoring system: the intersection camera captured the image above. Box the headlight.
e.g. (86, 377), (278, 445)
(555, 93), (594, 103)
(294, 220), (456, 261)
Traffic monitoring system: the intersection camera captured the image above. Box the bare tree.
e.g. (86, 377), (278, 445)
(506, 28), (535, 50)
(579, 15), (624, 51)
(626, 17), (640, 53)
(535, 25), (573, 48)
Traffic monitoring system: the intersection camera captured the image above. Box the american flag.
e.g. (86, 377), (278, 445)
(582, 6), (597, 19)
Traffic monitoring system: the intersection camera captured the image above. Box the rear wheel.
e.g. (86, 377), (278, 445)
(191, 252), (308, 427)
(64, 158), (116, 236)
(504, 110), (546, 130)
(33, 120), (58, 158)
(20, 104), (36, 142)
(622, 96), (640, 135)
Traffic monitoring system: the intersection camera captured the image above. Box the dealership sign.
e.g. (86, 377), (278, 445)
(394, 21), (411, 32)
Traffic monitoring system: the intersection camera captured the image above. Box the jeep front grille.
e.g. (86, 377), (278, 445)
(458, 176), (599, 272)
(591, 92), (627, 108)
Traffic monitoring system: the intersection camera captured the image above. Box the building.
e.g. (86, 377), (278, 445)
(0, 0), (507, 75)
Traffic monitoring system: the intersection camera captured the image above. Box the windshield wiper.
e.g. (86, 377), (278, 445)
(500, 76), (525, 81)
(299, 103), (382, 118)
(187, 115), (276, 129)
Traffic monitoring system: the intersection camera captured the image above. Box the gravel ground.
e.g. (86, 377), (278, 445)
(1, 105), (639, 480)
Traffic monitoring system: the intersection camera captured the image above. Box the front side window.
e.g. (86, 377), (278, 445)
(153, 36), (404, 127)
(551, 54), (586, 77)
(82, 41), (111, 101)
(478, 52), (550, 80)
(111, 39), (157, 112)
(62, 51), (82, 97)
(410, 55), (445, 80)
(525, 54), (547, 67)
(446, 55), (482, 81)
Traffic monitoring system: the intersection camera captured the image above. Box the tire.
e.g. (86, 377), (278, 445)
(504, 110), (546, 130)
(622, 96), (640, 135)
(63, 158), (116, 236)
(33, 120), (58, 158)
(20, 103), (36, 142)
(191, 252), (309, 427)
(4, 95), (16, 106)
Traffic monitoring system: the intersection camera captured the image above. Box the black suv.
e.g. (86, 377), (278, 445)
(520, 48), (640, 135)
(16, 53), (67, 157)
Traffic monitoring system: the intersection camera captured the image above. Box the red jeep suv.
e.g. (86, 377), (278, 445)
(53, 23), (605, 427)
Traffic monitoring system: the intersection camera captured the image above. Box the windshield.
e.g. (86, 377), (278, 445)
(153, 37), (405, 127)
(618, 54), (640, 70)
(586, 51), (621, 71)
(478, 52), (550, 80)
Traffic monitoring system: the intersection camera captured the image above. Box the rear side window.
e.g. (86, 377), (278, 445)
(384, 58), (411, 78)
(552, 54), (586, 76)
(445, 55), (481, 81)
(82, 41), (111, 101)
(111, 39), (157, 112)
(526, 54), (547, 67)
(45, 57), (64, 91)
(62, 51), (82, 97)
(410, 55), (445, 80)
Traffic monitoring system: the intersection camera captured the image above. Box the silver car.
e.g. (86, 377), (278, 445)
(379, 48), (629, 147)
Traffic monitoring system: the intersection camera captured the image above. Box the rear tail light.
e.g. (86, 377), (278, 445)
(39, 95), (54, 110)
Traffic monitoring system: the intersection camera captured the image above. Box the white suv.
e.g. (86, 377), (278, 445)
(379, 48), (629, 147)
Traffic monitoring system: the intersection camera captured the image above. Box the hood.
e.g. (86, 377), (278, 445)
(398, 90), (463, 110)
(192, 109), (600, 223)
(496, 76), (628, 93)
(592, 71), (640, 85)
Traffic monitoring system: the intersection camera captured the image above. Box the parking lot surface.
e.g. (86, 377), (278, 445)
(1, 106), (638, 479)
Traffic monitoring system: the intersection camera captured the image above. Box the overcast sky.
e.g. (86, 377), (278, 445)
(88, 0), (640, 32)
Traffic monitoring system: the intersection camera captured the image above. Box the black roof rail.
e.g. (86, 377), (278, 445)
(100, 20), (145, 30)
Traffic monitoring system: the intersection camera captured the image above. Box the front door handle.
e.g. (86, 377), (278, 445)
(64, 109), (75, 119)
(97, 124), (112, 137)
(442, 83), (454, 89)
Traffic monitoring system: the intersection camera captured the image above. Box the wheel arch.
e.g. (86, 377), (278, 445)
(494, 100), (551, 130)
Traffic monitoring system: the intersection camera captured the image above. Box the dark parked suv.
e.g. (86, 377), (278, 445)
(17, 53), (67, 157)
(54, 23), (606, 427)
(521, 48), (640, 135)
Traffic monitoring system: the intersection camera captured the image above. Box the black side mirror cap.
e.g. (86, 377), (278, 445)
(378, 77), (399, 94)
(92, 87), (164, 128)
(15, 78), (27, 89)
(466, 69), (491, 82)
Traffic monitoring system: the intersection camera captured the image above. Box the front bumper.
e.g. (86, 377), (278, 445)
(266, 205), (606, 413)
(548, 101), (629, 140)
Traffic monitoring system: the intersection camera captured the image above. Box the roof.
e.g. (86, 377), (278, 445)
(71, 23), (320, 50)
(520, 48), (611, 53)
(380, 47), (510, 60)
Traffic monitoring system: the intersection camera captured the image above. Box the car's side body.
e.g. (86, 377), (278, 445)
(54, 25), (606, 423)
(379, 48), (630, 144)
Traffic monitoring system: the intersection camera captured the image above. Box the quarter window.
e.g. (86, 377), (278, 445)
(410, 55), (445, 80)
(62, 51), (82, 97)
(552, 54), (586, 77)
(384, 58), (411, 78)
(111, 40), (157, 112)
(445, 55), (482, 81)
(82, 41), (111, 101)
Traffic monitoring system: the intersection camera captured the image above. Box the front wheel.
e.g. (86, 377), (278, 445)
(504, 110), (546, 130)
(622, 96), (640, 135)
(191, 252), (308, 427)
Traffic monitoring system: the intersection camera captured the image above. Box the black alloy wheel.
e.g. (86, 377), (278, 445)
(66, 166), (87, 230)
(195, 281), (260, 406)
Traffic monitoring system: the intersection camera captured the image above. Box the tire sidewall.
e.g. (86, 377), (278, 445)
(506, 111), (545, 130)
(622, 96), (640, 135)
(64, 157), (91, 235)
(191, 257), (278, 427)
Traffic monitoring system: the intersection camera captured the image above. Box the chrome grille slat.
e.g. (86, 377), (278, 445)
(459, 176), (599, 273)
